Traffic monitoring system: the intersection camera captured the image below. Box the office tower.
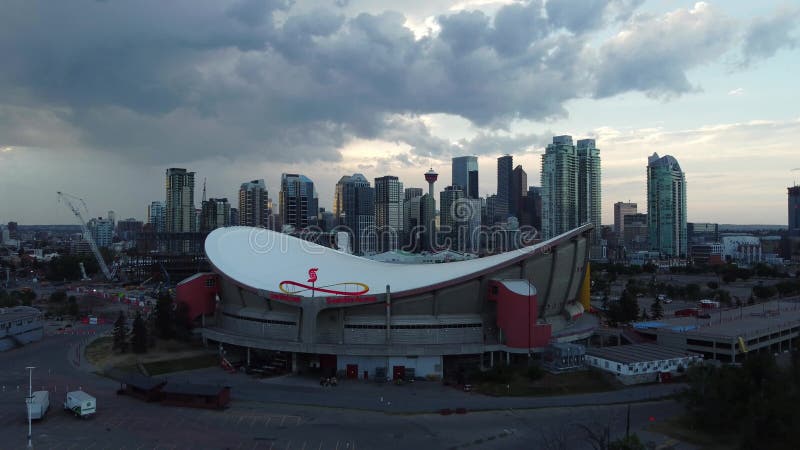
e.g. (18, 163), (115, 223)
(687, 222), (719, 245)
(279, 173), (316, 232)
(147, 201), (166, 233)
(541, 136), (578, 239)
(375, 176), (404, 252)
(440, 185), (465, 239)
(405, 187), (423, 200)
(107, 211), (116, 229)
(790, 186), (800, 237)
(623, 213), (648, 252)
(452, 156), (479, 199)
(6, 222), (18, 239)
(201, 198), (231, 232)
(647, 153), (687, 258)
(87, 217), (114, 248)
(165, 168), (196, 232)
(613, 202), (637, 239)
(337, 174), (375, 254)
(523, 186), (542, 231)
(577, 139), (602, 254)
(229, 208), (239, 226)
(238, 179), (272, 228)
(511, 165), (527, 217)
(496, 155), (513, 222)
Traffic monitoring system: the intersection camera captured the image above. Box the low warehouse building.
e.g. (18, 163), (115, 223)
(585, 343), (702, 385)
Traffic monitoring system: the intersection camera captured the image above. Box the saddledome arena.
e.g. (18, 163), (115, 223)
(192, 224), (596, 380)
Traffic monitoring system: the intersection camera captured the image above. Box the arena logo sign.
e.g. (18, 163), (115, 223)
(277, 268), (371, 304)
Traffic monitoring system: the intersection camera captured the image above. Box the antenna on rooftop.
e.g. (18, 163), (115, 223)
(793, 169), (800, 186)
(202, 177), (207, 203)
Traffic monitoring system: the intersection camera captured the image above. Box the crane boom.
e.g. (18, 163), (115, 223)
(57, 191), (114, 281)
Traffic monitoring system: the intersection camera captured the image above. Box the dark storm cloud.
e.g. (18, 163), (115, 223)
(0, 0), (765, 165)
(741, 5), (800, 66)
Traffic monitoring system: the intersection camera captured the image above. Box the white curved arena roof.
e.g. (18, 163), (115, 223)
(205, 226), (590, 298)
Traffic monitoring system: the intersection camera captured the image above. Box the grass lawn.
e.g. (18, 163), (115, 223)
(474, 368), (618, 397)
(142, 353), (219, 375)
(647, 415), (738, 450)
(85, 336), (114, 365)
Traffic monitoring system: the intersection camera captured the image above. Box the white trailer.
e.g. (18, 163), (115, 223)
(26, 391), (49, 420)
(64, 391), (96, 418)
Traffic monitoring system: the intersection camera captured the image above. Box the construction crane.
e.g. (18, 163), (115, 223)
(57, 191), (115, 281)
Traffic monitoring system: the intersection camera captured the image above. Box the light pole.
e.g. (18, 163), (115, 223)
(25, 366), (35, 449)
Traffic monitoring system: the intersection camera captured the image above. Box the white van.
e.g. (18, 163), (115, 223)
(64, 391), (96, 418)
(27, 390), (49, 420)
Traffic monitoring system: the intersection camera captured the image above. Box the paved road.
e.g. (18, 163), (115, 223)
(0, 330), (695, 449)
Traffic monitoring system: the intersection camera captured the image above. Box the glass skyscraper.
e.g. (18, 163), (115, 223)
(451, 156), (479, 199)
(647, 153), (687, 258)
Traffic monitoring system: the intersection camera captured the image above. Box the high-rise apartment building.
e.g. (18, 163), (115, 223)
(789, 186), (800, 237)
(238, 180), (272, 228)
(452, 156), (479, 199)
(623, 213), (648, 252)
(523, 186), (542, 230)
(647, 153), (687, 258)
(496, 155), (513, 222)
(511, 165), (527, 217)
(147, 201), (166, 232)
(541, 136), (578, 239)
(577, 139), (601, 251)
(201, 198), (231, 232)
(279, 173), (317, 232)
(229, 208), (239, 226)
(375, 176), (403, 252)
(87, 217), (114, 248)
(614, 202), (637, 245)
(165, 168), (196, 232)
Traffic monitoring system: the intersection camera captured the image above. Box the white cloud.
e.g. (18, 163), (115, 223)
(728, 87), (744, 96)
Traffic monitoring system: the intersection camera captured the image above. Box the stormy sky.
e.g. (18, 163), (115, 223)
(1, 0), (799, 225)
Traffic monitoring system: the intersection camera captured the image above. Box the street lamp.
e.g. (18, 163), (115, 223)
(25, 366), (35, 449)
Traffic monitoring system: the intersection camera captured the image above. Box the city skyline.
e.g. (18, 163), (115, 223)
(1, 1), (799, 225)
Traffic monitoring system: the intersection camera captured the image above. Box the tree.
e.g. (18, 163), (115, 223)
(49, 290), (67, 303)
(112, 311), (128, 353)
(619, 290), (640, 323)
(608, 434), (646, 450)
(707, 281), (719, 290)
(67, 296), (79, 317)
(131, 312), (148, 354)
(174, 301), (192, 341)
(650, 299), (664, 320)
(154, 292), (175, 339)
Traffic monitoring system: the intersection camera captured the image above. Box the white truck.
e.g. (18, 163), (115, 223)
(26, 390), (50, 420)
(64, 391), (96, 418)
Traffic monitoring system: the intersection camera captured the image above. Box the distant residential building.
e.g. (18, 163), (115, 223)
(789, 186), (800, 237)
(165, 168), (196, 232)
(403, 194), (423, 251)
(577, 139), (602, 256)
(107, 210), (116, 229)
(647, 153), (687, 258)
(452, 156), (479, 199)
(375, 176), (404, 252)
(87, 217), (114, 248)
(279, 173), (317, 232)
(691, 243), (724, 265)
(614, 202), (637, 242)
(496, 155), (513, 222)
(1, 227), (10, 245)
(6, 222), (18, 239)
(147, 201), (166, 233)
(201, 198), (231, 232)
(405, 187), (423, 200)
(238, 179), (272, 228)
(541, 136), (578, 239)
(439, 185), (465, 238)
